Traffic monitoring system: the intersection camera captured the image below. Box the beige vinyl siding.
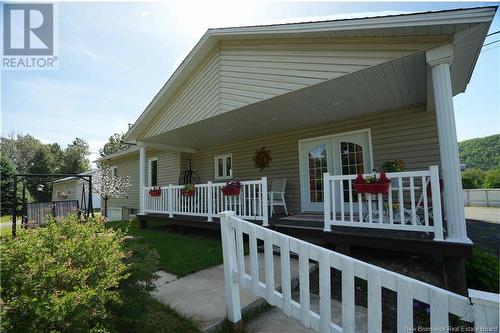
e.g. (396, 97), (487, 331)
(104, 150), (180, 211)
(219, 37), (446, 112)
(182, 105), (440, 214)
(140, 36), (447, 140)
(143, 48), (221, 138)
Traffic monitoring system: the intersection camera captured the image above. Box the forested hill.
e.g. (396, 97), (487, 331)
(459, 134), (500, 170)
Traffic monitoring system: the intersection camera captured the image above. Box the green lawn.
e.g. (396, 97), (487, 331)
(108, 220), (223, 277)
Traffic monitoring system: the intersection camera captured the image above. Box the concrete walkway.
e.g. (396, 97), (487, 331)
(246, 292), (368, 333)
(152, 254), (302, 332)
(465, 206), (500, 224)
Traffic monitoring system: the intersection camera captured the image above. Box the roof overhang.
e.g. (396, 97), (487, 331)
(95, 147), (139, 163)
(124, 6), (497, 143)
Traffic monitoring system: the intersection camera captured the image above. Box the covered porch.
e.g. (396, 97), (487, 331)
(137, 43), (472, 245)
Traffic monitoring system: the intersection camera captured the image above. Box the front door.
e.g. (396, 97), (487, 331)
(299, 138), (334, 212)
(299, 130), (372, 213)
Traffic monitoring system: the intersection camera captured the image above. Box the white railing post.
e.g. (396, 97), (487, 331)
(261, 177), (269, 227)
(469, 289), (500, 331)
(168, 184), (173, 218)
(323, 173), (331, 232)
(207, 181), (213, 222)
(429, 166), (444, 241)
(219, 211), (242, 325)
(139, 144), (146, 215)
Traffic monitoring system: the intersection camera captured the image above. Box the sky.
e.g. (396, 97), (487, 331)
(1, 1), (499, 163)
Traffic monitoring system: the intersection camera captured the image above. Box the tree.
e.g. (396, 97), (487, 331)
(1, 155), (16, 215)
(483, 169), (500, 189)
(27, 146), (61, 202)
(459, 134), (500, 170)
(99, 133), (127, 157)
(0, 133), (42, 174)
(93, 165), (131, 218)
(60, 138), (90, 174)
(461, 169), (485, 189)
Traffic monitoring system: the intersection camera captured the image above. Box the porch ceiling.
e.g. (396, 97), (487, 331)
(144, 52), (427, 149)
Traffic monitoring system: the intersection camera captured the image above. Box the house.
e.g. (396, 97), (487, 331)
(52, 171), (101, 211)
(99, 7), (497, 294)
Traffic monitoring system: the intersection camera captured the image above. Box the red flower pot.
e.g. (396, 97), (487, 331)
(353, 182), (390, 194)
(149, 189), (162, 197)
(181, 189), (195, 197)
(221, 187), (241, 196)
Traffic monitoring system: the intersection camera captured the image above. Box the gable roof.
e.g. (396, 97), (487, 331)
(124, 6), (497, 143)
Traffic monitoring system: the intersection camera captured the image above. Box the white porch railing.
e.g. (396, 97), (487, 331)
(220, 212), (499, 332)
(323, 166), (444, 241)
(143, 177), (269, 225)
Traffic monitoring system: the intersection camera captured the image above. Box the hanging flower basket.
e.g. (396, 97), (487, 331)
(353, 172), (391, 194)
(149, 187), (162, 197)
(181, 184), (196, 197)
(221, 180), (241, 196)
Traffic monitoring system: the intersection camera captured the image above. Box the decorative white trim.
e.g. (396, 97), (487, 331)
(139, 146), (146, 215)
(426, 44), (454, 67)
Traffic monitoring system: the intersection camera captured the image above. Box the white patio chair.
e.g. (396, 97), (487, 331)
(268, 178), (288, 217)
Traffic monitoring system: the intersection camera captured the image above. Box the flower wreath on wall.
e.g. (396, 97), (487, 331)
(253, 146), (272, 171)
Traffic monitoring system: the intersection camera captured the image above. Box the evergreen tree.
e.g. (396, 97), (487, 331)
(60, 138), (90, 174)
(0, 155), (16, 215)
(99, 133), (127, 157)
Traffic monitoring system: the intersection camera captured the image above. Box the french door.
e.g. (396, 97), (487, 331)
(299, 130), (372, 212)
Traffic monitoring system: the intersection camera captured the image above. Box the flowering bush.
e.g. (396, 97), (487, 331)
(0, 214), (128, 333)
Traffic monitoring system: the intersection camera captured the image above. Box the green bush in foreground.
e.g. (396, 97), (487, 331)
(466, 248), (500, 293)
(0, 215), (128, 333)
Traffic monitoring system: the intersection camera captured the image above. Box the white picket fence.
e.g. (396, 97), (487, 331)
(143, 177), (269, 225)
(220, 212), (499, 332)
(323, 166), (444, 241)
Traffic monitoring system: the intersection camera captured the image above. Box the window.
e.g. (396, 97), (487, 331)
(111, 166), (118, 177)
(340, 141), (365, 202)
(148, 157), (158, 186)
(214, 154), (232, 180)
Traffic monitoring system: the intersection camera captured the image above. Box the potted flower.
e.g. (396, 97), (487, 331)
(381, 160), (405, 188)
(353, 172), (391, 194)
(181, 183), (195, 197)
(149, 186), (162, 197)
(221, 179), (241, 196)
(381, 160), (405, 172)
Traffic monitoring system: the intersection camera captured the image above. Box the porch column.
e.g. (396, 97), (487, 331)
(139, 143), (146, 215)
(426, 45), (469, 243)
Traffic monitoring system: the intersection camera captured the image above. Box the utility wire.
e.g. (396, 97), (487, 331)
(486, 30), (500, 37)
(483, 39), (500, 47)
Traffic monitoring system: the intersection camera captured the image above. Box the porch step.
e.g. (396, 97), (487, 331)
(246, 292), (368, 333)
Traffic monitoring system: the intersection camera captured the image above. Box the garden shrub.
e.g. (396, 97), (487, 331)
(0, 214), (128, 333)
(466, 248), (500, 293)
